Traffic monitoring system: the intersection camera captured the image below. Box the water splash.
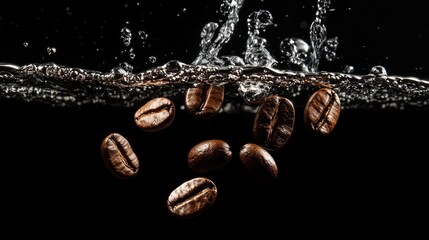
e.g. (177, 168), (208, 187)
(0, 0), (428, 112)
(1, 61), (428, 110)
(280, 0), (338, 72)
(240, 9), (277, 105)
(193, 0), (244, 65)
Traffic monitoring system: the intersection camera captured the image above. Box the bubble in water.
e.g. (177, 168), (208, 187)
(129, 48), (136, 59)
(138, 30), (148, 40)
(121, 27), (132, 46)
(149, 56), (157, 63)
(238, 79), (271, 106)
(119, 62), (133, 73)
(164, 60), (182, 73)
(47, 47), (57, 55)
(370, 65), (387, 76)
(343, 65), (354, 74)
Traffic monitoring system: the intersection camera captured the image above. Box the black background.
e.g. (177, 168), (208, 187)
(0, 0), (428, 238)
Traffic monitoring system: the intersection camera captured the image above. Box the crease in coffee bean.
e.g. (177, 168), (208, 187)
(304, 88), (340, 135)
(312, 90), (337, 130)
(167, 177), (217, 218)
(108, 138), (138, 172)
(254, 95), (295, 150)
(267, 99), (280, 147)
(168, 180), (213, 206)
(186, 85), (224, 118)
(170, 187), (212, 211)
(134, 104), (173, 120)
(196, 86), (209, 112)
(101, 133), (139, 178)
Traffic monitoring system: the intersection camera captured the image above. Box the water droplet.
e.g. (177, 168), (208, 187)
(149, 56), (157, 63)
(238, 79), (271, 106)
(343, 65), (354, 73)
(119, 62), (133, 73)
(47, 47), (57, 55)
(370, 65), (387, 76)
(164, 60), (182, 72)
(120, 27), (132, 46)
(138, 30), (148, 40)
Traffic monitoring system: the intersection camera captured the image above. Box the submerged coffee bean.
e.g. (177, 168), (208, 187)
(188, 139), (232, 173)
(100, 133), (139, 179)
(253, 95), (295, 150)
(185, 85), (224, 119)
(303, 87), (341, 135)
(167, 177), (217, 219)
(134, 97), (176, 132)
(239, 143), (278, 182)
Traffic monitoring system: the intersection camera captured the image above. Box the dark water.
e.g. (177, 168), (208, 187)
(0, 0), (428, 238)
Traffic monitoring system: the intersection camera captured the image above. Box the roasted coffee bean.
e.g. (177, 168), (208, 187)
(239, 143), (278, 182)
(253, 95), (295, 150)
(100, 133), (139, 179)
(167, 177), (217, 219)
(185, 85), (224, 119)
(134, 97), (175, 132)
(303, 87), (341, 135)
(188, 139), (232, 173)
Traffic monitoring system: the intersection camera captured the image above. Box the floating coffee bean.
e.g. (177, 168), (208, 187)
(134, 97), (175, 132)
(188, 139), (232, 173)
(185, 85), (224, 119)
(253, 95), (295, 150)
(239, 143), (278, 182)
(303, 87), (341, 135)
(167, 177), (217, 219)
(100, 133), (139, 179)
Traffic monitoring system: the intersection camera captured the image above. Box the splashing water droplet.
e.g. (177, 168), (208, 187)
(47, 47), (57, 55)
(129, 48), (135, 59)
(149, 56), (157, 63)
(343, 65), (354, 73)
(121, 27), (132, 46)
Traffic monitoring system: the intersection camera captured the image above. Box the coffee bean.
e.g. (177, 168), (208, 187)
(134, 97), (175, 132)
(100, 133), (139, 179)
(253, 95), (295, 150)
(185, 85), (224, 119)
(188, 139), (232, 173)
(239, 143), (278, 182)
(167, 177), (217, 219)
(303, 88), (341, 135)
